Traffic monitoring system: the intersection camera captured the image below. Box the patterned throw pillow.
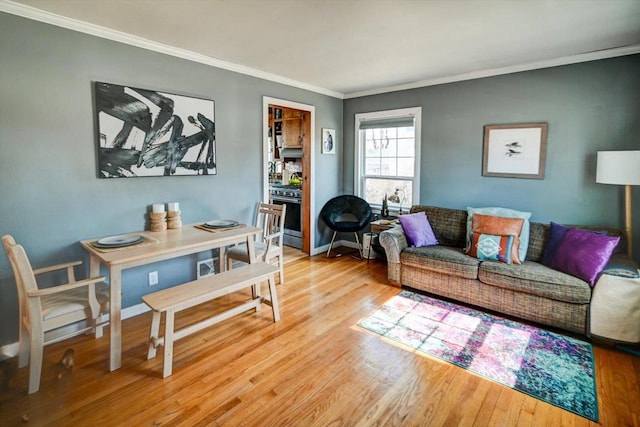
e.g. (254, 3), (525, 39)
(467, 207), (532, 262)
(469, 214), (524, 264)
(468, 232), (514, 264)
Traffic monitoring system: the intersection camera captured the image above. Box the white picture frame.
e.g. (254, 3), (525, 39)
(321, 128), (336, 154)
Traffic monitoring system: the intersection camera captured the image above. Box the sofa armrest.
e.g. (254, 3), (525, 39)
(379, 225), (408, 284)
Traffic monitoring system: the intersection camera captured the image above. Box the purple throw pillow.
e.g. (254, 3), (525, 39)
(541, 222), (571, 266)
(542, 222), (607, 267)
(550, 228), (620, 287)
(398, 212), (438, 248)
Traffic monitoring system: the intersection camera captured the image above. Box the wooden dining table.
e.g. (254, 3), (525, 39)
(80, 223), (262, 371)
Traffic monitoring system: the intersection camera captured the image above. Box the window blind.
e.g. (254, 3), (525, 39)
(358, 116), (415, 130)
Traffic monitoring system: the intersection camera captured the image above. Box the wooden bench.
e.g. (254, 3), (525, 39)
(142, 262), (280, 377)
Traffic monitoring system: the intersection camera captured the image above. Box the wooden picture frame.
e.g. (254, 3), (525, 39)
(482, 123), (548, 179)
(321, 128), (336, 154)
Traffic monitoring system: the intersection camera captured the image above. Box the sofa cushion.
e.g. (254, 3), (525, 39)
(410, 205), (467, 248)
(402, 246), (479, 280)
(398, 211), (438, 247)
(478, 260), (592, 304)
(526, 222), (548, 261)
(467, 206), (532, 262)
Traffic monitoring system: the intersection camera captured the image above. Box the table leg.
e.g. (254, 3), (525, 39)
(88, 255), (103, 337)
(218, 246), (226, 273)
(246, 235), (257, 264)
(245, 236), (261, 308)
(109, 266), (122, 371)
(88, 253), (100, 278)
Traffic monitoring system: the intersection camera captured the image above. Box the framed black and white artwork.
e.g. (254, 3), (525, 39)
(94, 82), (216, 177)
(482, 123), (548, 179)
(322, 128), (336, 154)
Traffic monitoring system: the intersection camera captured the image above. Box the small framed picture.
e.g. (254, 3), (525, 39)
(321, 128), (336, 154)
(482, 123), (548, 179)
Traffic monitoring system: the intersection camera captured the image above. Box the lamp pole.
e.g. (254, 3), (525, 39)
(624, 184), (633, 258)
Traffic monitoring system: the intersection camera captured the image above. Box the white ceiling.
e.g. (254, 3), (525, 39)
(4, 0), (640, 98)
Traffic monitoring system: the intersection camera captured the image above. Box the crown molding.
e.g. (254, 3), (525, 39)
(3, 0), (638, 101)
(0, 0), (344, 99)
(344, 45), (640, 99)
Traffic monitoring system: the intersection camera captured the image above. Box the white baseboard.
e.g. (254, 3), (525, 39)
(122, 303), (151, 319)
(312, 239), (361, 256)
(340, 240), (361, 249)
(0, 303), (152, 361)
(0, 342), (19, 360)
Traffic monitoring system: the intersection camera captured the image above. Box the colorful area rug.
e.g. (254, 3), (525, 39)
(358, 290), (598, 421)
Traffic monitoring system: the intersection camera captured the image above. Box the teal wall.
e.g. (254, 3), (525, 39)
(0, 12), (343, 346)
(344, 55), (640, 261)
(1, 10), (639, 348)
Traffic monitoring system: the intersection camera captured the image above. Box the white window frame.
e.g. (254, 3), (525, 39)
(354, 107), (421, 213)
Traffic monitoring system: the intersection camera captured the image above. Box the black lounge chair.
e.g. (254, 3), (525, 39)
(320, 195), (372, 260)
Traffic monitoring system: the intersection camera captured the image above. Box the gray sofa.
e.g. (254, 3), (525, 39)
(379, 205), (634, 335)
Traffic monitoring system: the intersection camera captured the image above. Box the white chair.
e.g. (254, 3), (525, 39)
(226, 202), (286, 284)
(2, 235), (109, 394)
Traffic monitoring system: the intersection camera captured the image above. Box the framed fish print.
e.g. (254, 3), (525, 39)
(482, 123), (548, 179)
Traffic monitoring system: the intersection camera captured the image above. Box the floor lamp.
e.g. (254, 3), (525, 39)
(596, 150), (640, 258)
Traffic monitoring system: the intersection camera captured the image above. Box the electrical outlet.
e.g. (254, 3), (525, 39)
(148, 271), (159, 286)
(197, 258), (216, 279)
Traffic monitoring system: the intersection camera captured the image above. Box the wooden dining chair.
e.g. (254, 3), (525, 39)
(226, 202), (287, 284)
(2, 235), (110, 394)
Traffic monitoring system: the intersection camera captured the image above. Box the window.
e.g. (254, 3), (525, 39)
(354, 107), (421, 213)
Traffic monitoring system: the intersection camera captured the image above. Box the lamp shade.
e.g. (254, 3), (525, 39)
(596, 151), (640, 185)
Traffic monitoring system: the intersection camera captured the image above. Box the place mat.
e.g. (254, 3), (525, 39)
(88, 235), (159, 253)
(194, 223), (247, 233)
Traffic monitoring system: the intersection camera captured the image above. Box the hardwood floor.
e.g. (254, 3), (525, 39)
(282, 245), (308, 265)
(1, 254), (639, 426)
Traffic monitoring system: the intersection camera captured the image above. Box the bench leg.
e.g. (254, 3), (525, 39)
(253, 280), (262, 311)
(268, 275), (280, 322)
(147, 311), (161, 359)
(162, 310), (175, 378)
